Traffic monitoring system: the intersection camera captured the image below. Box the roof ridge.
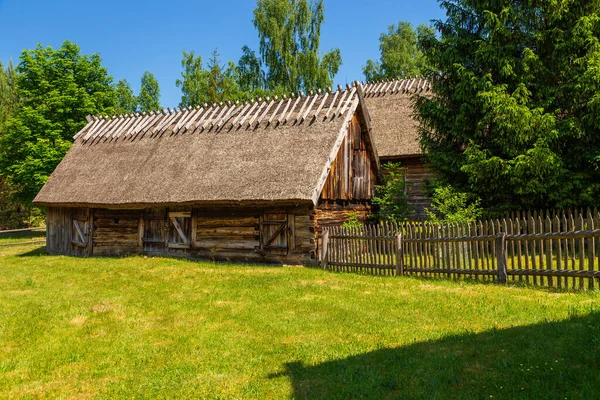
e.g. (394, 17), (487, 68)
(360, 77), (432, 97)
(87, 81), (367, 121)
(77, 81), (366, 143)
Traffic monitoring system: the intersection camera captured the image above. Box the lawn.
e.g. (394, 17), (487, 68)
(0, 244), (599, 399)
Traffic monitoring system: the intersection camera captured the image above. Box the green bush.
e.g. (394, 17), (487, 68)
(372, 163), (412, 223)
(425, 184), (483, 223)
(341, 212), (363, 229)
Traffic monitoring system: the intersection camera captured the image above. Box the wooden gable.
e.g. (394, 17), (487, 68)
(320, 113), (377, 201)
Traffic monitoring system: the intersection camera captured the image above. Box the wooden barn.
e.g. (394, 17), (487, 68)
(363, 78), (433, 218)
(34, 85), (381, 264)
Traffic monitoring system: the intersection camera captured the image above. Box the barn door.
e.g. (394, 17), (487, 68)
(260, 212), (290, 255)
(142, 209), (166, 252)
(168, 211), (192, 250)
(71, 209), (92, 256)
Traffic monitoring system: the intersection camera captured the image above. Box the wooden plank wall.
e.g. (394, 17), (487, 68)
(46, 207), (72, 255)
(321, 114), (376, 201)
(381, 156), (432, 219)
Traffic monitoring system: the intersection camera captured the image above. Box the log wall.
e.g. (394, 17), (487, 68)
(45, 205), (318, 265)
(313, 202), (372, 262)
(93, 209), (140, 256)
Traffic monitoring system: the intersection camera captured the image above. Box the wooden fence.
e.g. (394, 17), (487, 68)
(321, 209), (600, 290)
(0, 227), (46, 247)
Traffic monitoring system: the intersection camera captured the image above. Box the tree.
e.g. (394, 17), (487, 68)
(237, 45), (265, 93)
(0, 59), (19, 127)
(363, 22), (433, 82)
(138, 71), (161, 112)
(205, 50), (242, 103)
(176, 49), (246, 106)
(176, 50), (207, 107)
(415, 0), (600, 212)
(115, 79), (137, 114)
(0, 41), (116, 204)
(253, 0), (342, 93)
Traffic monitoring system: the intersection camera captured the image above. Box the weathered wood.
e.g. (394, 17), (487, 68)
(396, 232), (404, 276)
(0, 227), (45, 234)
(588, 210), (595, 290)
(496, 232), (508, 283)
(169, 212), (192, 218)
(321, 229), (329, 269)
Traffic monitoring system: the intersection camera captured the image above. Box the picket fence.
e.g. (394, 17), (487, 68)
(321, 209), (600, 290)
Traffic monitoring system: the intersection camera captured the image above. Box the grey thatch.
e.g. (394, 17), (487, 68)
(34, 85), (379, 207)
(362, 78), (430, 158)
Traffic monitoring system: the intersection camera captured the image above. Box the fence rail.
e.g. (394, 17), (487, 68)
(0, 227), (46, 247)
(321, 209), (600, 290)
(0, 227), (45, 234)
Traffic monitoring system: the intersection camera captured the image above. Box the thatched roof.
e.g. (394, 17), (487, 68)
(363, 78), (430, 158)
(34, 85), (380, 207)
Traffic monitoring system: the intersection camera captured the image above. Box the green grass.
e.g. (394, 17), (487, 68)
(0, 230), (45, 245)
(1, 244), (599, 399)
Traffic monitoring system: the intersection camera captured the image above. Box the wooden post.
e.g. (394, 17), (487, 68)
(496, 232), (508, 283)
(321, 229), (330, 269)
(396, 232), (404, 276)
(87, 208), (94, 257)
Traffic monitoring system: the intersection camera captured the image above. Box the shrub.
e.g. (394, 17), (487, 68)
(425, 184), (483, 223)
(372, 163), (412, 223)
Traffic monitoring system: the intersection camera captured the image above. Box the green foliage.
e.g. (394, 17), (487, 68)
(174, 1), (340, 103)
(176, 50), (208, 107)
(114, 79), (137, 114)
(416, 0), (600, 212)
(341, 212), (363, 229)
(138, 71), (161, 112)
(204, 50), (244, 103)
(0, 41), (116, 204)
(425, 184), (483, 223)
(237, 45), (265, 93)
(363, 22), (433, 81)
(176, 49), (247, 106)
(253, 0), (342, 93)
(372, 163), (412, 222)
(0, 178), (27, 229)
(0, 59), (19, 127)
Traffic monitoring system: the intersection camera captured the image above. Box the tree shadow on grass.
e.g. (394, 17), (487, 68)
(273, 312), (600, 399)
(16, 246), (47, 257)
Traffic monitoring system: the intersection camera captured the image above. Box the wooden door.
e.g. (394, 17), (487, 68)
(143, 209), (166, 253)
(168, 211), (192, 250)
(71, 209), (92, 256)
(260, 212), (290, 255)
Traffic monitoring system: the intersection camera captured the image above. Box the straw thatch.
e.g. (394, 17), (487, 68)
(34, 86), (376, 207)
(362, 78), (430, 158)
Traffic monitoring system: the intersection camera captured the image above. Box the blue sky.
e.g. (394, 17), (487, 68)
(0, 0), (445, 107)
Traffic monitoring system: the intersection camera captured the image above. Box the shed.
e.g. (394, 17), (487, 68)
(363, 78), (433, 218)
(34, 85), (381, 264)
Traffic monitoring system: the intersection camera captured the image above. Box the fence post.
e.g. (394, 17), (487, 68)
(496, 232), (508, 283)
(396, 232), (404, 276)
(321, 229), (330, 269)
